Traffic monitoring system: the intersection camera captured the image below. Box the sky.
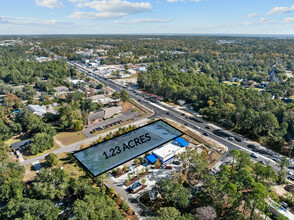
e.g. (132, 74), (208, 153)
(1, 0), (294, 35)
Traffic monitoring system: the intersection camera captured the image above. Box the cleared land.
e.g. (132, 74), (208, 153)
(55, 131), (87, 146)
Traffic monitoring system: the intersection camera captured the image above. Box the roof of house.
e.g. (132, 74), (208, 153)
(88, 110), (105, 122)
(27, 104), (57, 116)
(104, 106), (123, 118)
(53, 86), (69, 93)
(11, 139), (30, 150)
(89, 94), (105, 100)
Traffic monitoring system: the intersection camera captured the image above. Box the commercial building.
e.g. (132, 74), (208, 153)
(148, 137), (189, 163)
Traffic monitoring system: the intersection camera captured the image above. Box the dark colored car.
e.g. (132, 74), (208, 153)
(203, 132), (209, 136)
(205, 126), (210, 129)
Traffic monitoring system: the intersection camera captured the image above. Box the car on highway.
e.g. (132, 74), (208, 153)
(181, 113), (185, 116)
(194, 125), (200, 129)
(273, 157), (281, 162)
(203, 132), (209, 136)
(184, 123), (189, 126)
(205, 126), (210, 129)
(228, 136), (234, 141)
(166, 112), (170, 114)
(250, 153), (258, 158)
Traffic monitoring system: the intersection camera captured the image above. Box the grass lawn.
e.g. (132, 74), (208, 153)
(56, 152), (85, 179)
(5, 137), (21, 146)
(55, 131), (87, 146)
(23, 164), (37, 182)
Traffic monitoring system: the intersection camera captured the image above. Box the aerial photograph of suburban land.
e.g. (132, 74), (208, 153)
(2, 0), (294, 220)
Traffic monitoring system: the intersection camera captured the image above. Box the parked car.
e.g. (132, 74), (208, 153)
(273, 157), (281, 162)
(172, 161), (181, 165)
(194, 125), (200, 129)
(205, 126), (210, 129)
(165, 166), (173, 170)
(184, 123), (189, 126)
(250, 153), (258, 158)
(228, 137), (235, 141)
(166, 112), (170, 114)
(203, 132), (209, 136)
(288, 176), (294, 181)
(288, 171), (293, 175)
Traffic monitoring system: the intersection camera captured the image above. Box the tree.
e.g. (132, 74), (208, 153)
(249, 183), (269, 220)
(111, 91), (120, 100)
(156, 179), (190, 209)
(154, 158), (161, 169)
(141, 178), (146, 185)
(157, 207), (181, 220)
(73, 194), (123, 220)
(119, 89), (129, 102)
(45, 153), (58, 167)
(123, 165), (128, 172)
(134, 158), (140, 165)
(30, 132), (54, 155)
(278, 157), (290, 184)
(195, 206), (217, 220)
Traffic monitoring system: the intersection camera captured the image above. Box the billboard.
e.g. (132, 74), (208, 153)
(73, 120), (183, 177)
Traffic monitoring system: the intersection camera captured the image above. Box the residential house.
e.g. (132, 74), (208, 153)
(89, 94), (109, 104)
(54, 86), (69, 96)
(11, 139), (30, 151)
(27, 103), (57, 116)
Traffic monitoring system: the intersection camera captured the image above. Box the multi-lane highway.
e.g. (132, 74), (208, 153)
(66, 60), (294, 177)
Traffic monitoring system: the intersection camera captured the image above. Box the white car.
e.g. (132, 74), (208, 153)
(288, 171), (293, 175)
(194, 125), (200, 129)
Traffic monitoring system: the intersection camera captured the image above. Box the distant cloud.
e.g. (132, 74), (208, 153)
(259, 17), (268, 23)
(167, 0), (202, 2)
(68, 0), (88, 2)
(69, 12), (126, 19)
(35, 0), (65, 9)
(70, 0), (152, 20)
(247, 13), (258, 18)
(0, 16), (72, 25)
(267, 5), (294, 15)
(115, 18), (172, 24)
(283, 17), (294, 23)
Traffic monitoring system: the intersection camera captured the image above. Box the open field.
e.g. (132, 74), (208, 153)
(55, 131), (87, 146)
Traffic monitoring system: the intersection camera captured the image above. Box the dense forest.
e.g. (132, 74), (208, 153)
(138, 63), (294, 150)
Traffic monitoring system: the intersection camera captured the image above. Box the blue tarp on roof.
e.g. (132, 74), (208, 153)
(175, 137), (189, 147)
(146, 154), (157, 163)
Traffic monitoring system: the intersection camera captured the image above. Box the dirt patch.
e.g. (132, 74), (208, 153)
(272, 184), (289, 197)
(55, 131), (86, 146)
(23, 164), (37, 182)
(121, 101), (134, 112)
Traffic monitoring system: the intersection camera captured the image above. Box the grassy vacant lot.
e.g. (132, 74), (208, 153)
(23, 164), (37, 182)
(56, 152), (86, 179)
(55, 131), (87, 146)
